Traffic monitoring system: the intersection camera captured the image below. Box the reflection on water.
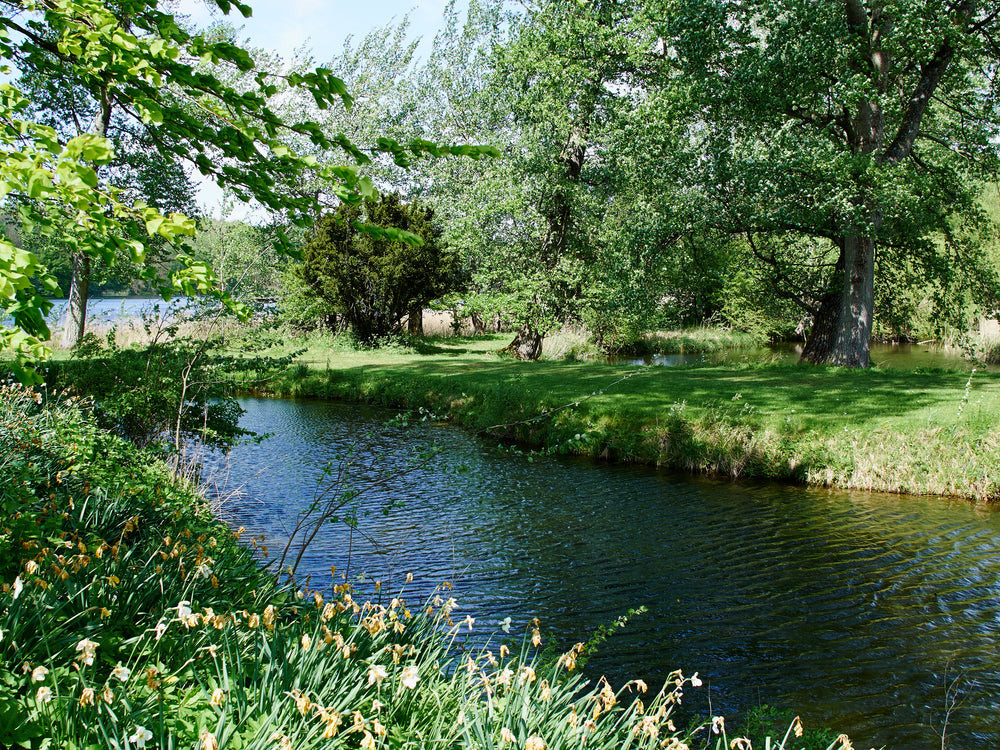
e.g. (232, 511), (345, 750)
(210, 397), (1000, 750)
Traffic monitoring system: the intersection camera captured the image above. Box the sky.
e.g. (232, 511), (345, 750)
(172, 0), (461, 216)
(174, 0), (456, 63)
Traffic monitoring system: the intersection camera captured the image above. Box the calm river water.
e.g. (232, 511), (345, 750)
(211, 397), (1000, 750)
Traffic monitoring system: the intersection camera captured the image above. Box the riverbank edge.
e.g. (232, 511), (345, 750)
(253, 363), (1000, 503)
(1, 384), (724, 749)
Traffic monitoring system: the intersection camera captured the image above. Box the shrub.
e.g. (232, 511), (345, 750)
(299, 194), (464, 346)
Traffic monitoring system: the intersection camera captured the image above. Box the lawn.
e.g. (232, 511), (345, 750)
(251, 332), (1000, 502)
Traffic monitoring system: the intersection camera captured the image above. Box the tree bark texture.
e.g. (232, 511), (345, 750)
(407, 304), (423, 335)
(503, 324), (542, 360)
(60, 251), (90, 349)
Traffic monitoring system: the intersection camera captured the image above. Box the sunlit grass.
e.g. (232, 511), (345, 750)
(257, 331), (1000, 501)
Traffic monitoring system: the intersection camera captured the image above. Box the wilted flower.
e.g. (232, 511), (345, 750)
(301, 633), (312, 651)
(690, 673), (702, 687)
(539, 679), (551, 702)
(12, 576), (22, 599)
(497, 667), (514, 687)
(401, 665), (420, 690)
(25, 560), (39, 575)
(519, 666), (536, 684)
(154, 620), (168, 640)
(531, 628), (542, 647)
(290, 688), (312, 715)
(36, 686), (52, 703)
(792, 716), (803, 738)
(500, 727), (515, 745)
(209, 688), (226, 707)
(712, 716), (725, 735)
(200, 731), (218, 750)
(79, 687), (95, 706)
(176, 601), (199, 628)
(263, 604), (276, 630)
(31, 666), (48, 682)
(500, 616), (512, 633)
(463, 614), (475, 631)
(111, 663), (131, 682)
(636, 716), (659, 740)
(730, 739), (753, 750)
(360, 731), (376, 750)
(525, 736), (546, 750)
(75, 638), (98, 666)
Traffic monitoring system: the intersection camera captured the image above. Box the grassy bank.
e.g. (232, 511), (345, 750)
(249, 332), (1000, 502)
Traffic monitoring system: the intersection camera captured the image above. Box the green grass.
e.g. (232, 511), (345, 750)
(249, 331), (1000, 502)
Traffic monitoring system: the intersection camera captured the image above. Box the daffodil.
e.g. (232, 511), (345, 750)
(111, 663), (131, 682)
(400, 665), (419, 690)
(75, 638), (98, 666)
(129, 726), (153, 748)
(368, 664), (388, 687)
(31, 666), (48, 682)
(36, 686), (52, 703)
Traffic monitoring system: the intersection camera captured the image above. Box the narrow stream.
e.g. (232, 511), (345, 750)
(210, 396), (1000, 750)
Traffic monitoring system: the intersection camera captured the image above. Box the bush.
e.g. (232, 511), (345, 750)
(44, 306), (299, 471)
(299, 194), (464, 346)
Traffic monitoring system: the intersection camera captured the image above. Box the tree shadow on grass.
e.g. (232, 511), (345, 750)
(327, 358), (999, 432)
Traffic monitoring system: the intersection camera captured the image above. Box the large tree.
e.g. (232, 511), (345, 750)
(662, 0), (1000, 367)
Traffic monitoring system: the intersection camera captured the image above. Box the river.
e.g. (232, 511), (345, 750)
(209, 396), (1000, 750)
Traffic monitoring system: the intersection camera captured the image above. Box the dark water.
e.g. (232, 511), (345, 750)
(211, 397), (1000, 750)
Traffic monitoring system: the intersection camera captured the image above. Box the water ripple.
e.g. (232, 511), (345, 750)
(207, 397), (1000, 750)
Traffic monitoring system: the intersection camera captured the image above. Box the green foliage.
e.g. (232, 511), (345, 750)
(42, 304), (297, 458)
(659, 0), (1000, 363)
(0, 0), (496, 377)
(299, 194), (463, 346)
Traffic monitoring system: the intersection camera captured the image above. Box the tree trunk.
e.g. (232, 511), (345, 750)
(60, 251), (90, 348)
(801, 234), (875, 367)
(407, 304), (423, 336)
(470, 311), (486, 335)
(502, 324), (542, 360)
